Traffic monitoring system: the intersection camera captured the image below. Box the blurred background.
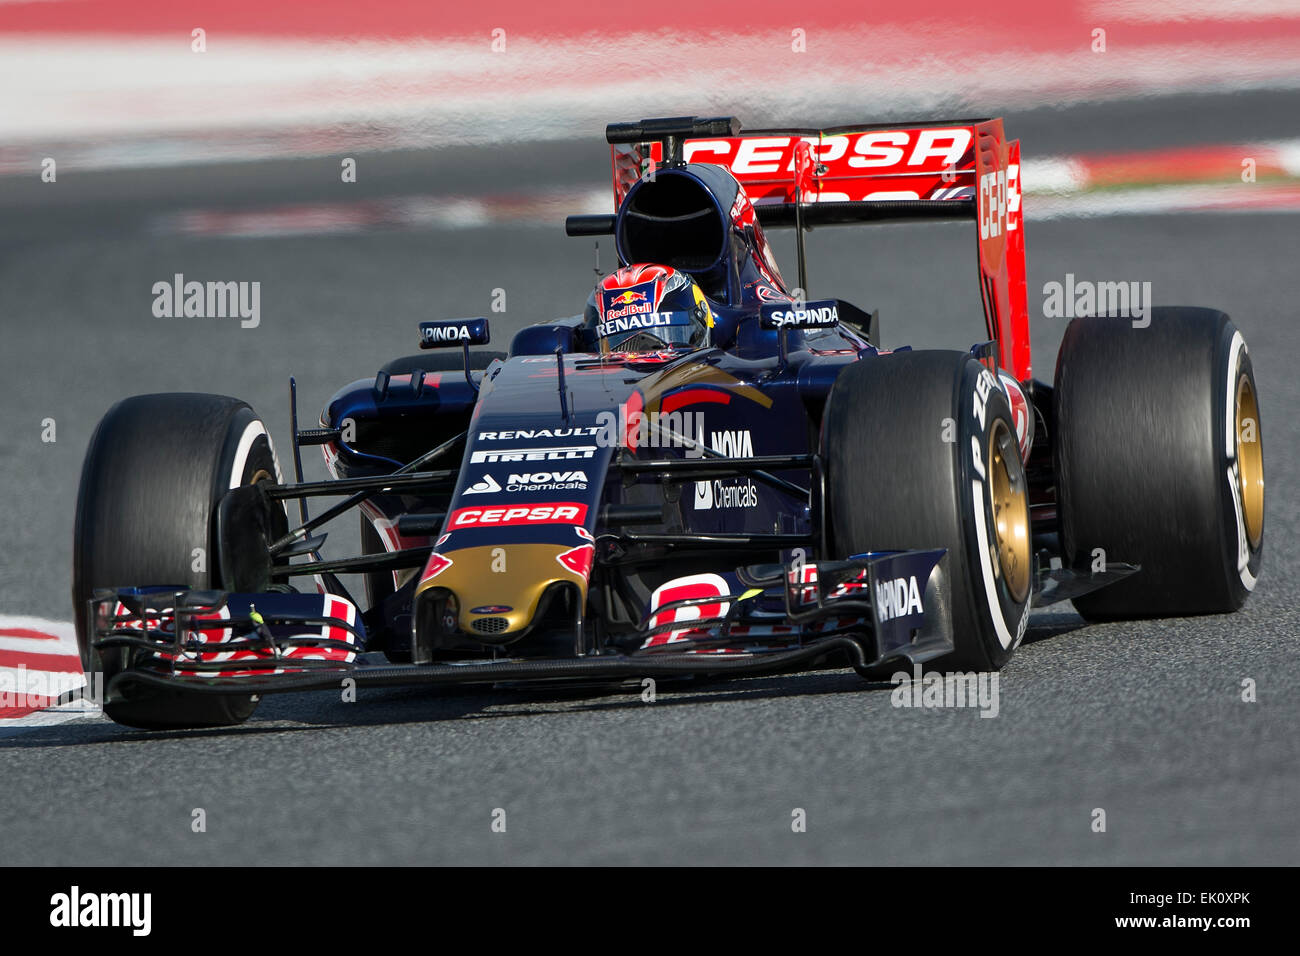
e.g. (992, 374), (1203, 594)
(2, 0), (1299, 621)
(1, 0), (1298, 866)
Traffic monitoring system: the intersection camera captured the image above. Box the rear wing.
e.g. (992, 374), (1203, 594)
(601, 117), (1031, 380)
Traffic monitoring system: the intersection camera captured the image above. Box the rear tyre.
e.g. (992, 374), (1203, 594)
(1054, 308), (1263, 619)
(823, 351), (1031, 672)
(72, 393), (287, 729)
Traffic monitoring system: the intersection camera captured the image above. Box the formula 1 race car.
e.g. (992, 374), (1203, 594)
(72, 115), (1265, 729)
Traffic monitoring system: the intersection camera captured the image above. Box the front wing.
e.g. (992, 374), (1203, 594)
(86, 550), (956, 700)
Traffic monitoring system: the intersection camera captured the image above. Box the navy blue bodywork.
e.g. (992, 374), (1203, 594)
(85, 159), (989, 699)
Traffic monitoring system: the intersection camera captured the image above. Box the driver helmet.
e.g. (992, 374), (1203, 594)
(584, 263), (712, 354)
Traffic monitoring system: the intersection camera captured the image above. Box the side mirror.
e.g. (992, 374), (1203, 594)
(419, 318), (491, 349)
(759, 301), (841, 331)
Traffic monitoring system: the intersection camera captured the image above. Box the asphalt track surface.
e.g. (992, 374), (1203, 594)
(0, 91), (1297, 865)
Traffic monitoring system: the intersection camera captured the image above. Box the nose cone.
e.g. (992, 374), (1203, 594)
(415, 543), (592, 644)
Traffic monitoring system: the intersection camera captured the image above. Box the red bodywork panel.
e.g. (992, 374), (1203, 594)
(611, 119), (1032, 380)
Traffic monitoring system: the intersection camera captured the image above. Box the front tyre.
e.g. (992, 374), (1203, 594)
(823, 351), (1031, 672)
(72, 393), (286, 729)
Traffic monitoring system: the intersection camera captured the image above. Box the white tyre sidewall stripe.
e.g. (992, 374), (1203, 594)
(230, 420), (267, 489)
(1224, 331), (1258, 592)
(971, 479), (1016, 650)
(229, 418), (287, 516)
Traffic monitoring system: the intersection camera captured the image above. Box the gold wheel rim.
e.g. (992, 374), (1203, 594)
(1236, 375), (1264, 551)
(989, 418), (1030, 603)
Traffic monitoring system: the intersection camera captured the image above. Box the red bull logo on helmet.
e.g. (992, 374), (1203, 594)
(602, 281), (657, 320)
(607, 290), (647, 306)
